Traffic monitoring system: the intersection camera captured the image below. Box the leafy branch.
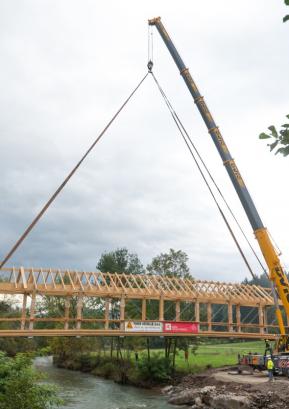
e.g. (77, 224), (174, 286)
(284, 0), (289, 22)
(259, 115), (289, 156)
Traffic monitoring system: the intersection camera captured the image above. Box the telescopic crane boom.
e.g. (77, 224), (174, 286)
(148, 16), (289, 340)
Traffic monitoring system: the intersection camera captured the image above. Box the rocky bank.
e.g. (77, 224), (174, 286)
(163, 369), (289, 409)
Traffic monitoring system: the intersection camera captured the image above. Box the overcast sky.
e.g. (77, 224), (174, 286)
(0, 0), (288, 283)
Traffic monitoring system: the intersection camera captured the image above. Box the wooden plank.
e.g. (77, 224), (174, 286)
(20, 267), (27, 289)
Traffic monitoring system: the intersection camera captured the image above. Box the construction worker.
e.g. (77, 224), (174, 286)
(266, 356), (274, 382)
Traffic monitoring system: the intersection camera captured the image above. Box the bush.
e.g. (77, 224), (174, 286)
(92, 361), (116, 378)
(0, 351), (62, 409)
(137, 353), (172, 384)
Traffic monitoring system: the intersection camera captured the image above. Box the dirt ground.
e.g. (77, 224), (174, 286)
(175, 367), (289, 408)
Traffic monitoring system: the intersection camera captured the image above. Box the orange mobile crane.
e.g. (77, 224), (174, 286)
(148, 17), (289, 374)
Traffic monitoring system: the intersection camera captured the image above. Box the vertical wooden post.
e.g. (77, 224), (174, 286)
(76, 295), (83, 330)
(142, 299), (146, 321)
(105, 298), (110, 329)
(159, 295), (164, 321)
(175, 300), (180, 321)
(263, 306), (268, 333)
(207, 303), (212, 331)
(64, 297), (70, 330)
(236, 304), (241, 333)
(29, 292), (36, 331)
(120, 295), (125, 330)
(228, 302), (233, 332)
(195, 300), (200, 322)
(258, 304), (264, 334)
(21, 293), (27, 330)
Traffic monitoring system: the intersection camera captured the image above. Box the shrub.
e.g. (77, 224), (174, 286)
(92, 361), (116, 378)
(137, 353), (172, 384)
(0, 351), (62, 409)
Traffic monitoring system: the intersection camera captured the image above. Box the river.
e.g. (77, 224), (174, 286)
(34, 357), (174, 409)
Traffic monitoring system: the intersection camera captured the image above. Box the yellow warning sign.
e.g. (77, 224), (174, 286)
(124, 321), (163, 332)
(126, 321), (134, 329)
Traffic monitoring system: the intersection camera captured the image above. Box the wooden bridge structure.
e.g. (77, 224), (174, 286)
(0, 267), (283, 339)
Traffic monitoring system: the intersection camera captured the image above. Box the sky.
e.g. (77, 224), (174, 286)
(0, 0), (288, 283)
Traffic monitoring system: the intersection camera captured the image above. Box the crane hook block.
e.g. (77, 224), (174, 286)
(147, 60), (153, 72)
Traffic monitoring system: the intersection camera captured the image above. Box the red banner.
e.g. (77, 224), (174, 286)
(163, 321), (199, 334)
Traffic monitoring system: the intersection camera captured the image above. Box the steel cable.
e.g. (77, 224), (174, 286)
(0, 72), (149, 268)
(150, 72), (258, 280)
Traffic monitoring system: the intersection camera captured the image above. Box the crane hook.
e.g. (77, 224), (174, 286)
(147, 60), (153, 72)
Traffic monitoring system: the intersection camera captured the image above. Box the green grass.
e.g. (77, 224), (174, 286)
(90, 340), (266, 375)
(149, 340), (265, 373)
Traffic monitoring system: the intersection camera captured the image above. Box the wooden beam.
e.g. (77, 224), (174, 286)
(195, 300), (200, 322)
(258, 304), (264, 334)
(0, 329), (278, 340)
(29, 292), (36, 331)
(207, 303), (212, 331)
(120, 295), (125, 330)
(142, 299), (146, 321)
(76, 295), (83, 330)
(20, 267), (27, 289)
(159, 295), (164, 321)
(176, 300), (180, 321)
(64, 297), (70, 330)
(236, 304), (241, 333)
(263, 306), (268, 333)
(105, 298), (110, 330)
(228, 302), (233, 332)
(21, 293), (27, 330)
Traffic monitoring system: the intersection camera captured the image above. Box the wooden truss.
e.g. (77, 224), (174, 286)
(0, 267), (283, 339)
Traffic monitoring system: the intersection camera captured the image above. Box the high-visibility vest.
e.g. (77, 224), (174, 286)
(267, 359), (274, 370)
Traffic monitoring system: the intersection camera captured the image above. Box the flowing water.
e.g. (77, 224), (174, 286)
(34, 357), (174, 409)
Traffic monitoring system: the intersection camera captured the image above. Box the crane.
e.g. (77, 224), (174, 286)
(148, 17), (289, 360)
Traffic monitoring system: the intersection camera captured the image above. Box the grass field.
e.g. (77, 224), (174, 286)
(150, 340), (265, 373)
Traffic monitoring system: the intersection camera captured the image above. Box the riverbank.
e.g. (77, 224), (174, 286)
(51, 353), (289, 409)
(54, 353), (172, 388)
(52, 340), (265, 389)
(35, 357), (172, 409)
(163, 367), (289, 409)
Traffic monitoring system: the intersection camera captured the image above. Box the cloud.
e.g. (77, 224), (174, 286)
(0, 0), (288, 284)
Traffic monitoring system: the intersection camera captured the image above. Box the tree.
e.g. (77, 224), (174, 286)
(284, 0), (289, 22)
(259, 2), (288, 154)
(146, 248), (192, 278)
(259, 115), (289, 156)
(96, 248), (145, 354)
(242, 272), (270, 288)
(258, 2), (288, 153)
(97, 248), (144, 274)
(0, 352), (61, 409)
